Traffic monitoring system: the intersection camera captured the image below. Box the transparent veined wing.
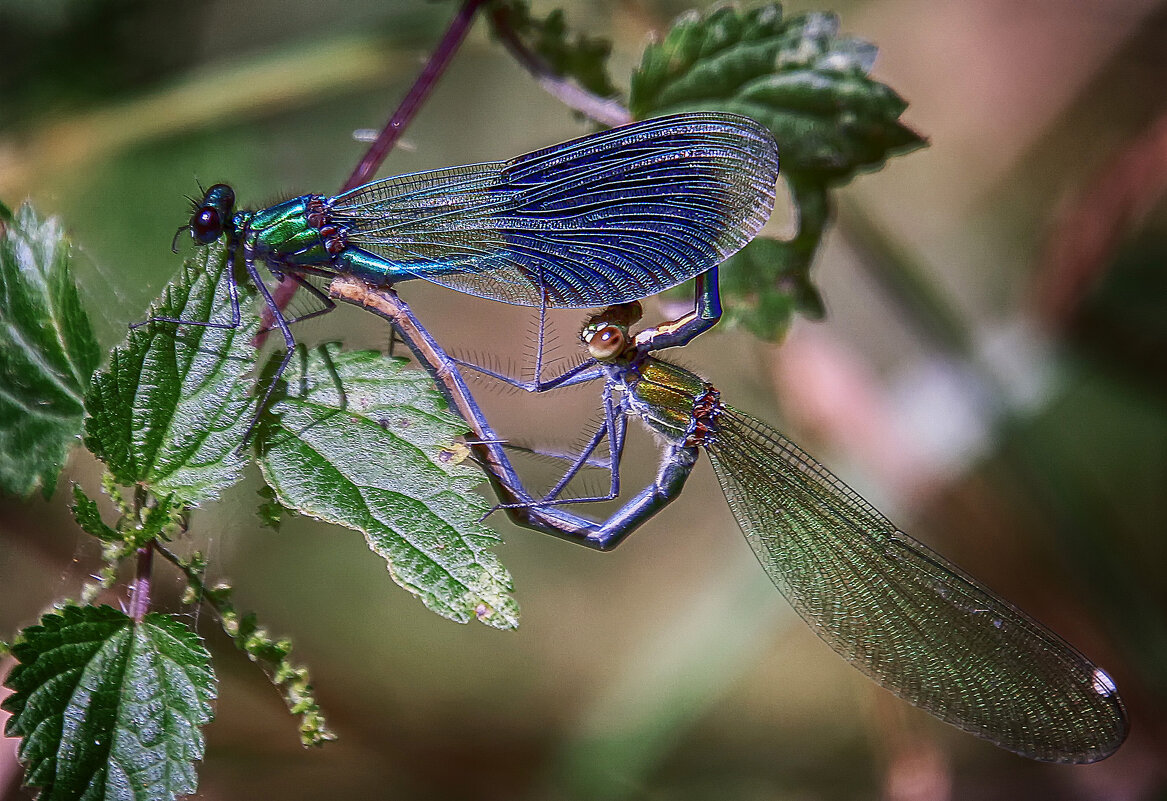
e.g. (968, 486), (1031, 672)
(704, 407), (1127, 763)
(330, 112), (779, 308)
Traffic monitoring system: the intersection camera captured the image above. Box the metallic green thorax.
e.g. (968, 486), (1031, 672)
(238, 197), (335, 272)
(624, 359), (712, 441)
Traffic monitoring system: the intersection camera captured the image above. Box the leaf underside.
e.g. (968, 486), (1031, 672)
(257, 344), (520, 629)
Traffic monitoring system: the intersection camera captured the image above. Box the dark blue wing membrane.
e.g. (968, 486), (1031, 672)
(329, 112), (778, 308)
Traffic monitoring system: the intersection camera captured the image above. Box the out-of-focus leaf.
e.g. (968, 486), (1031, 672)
(489, 1), (617, 98)
(719, 234), (828, 340)
(256, 344), (520, 629)
(2, 605), (216, 801)
(0, 204), (100, 498)
(83, 243), (258, 505)
(631, 5), (924, 181)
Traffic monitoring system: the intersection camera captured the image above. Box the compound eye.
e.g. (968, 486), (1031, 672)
(190, 207), (223, 244)
(586, 325), (626, 360)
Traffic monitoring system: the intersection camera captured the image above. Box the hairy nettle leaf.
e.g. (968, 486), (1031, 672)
(83, 244), (259, 505)
(257, 344), (520, 629)
(631, 4), (923, 341)
(0, 204), (100, 498)
(2, 605), (216, 801)
(631, 4), (924, 181)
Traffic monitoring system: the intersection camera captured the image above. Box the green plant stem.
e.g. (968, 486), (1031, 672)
(155, 543), (336, 746)
(155, 544), (216, 616)
(128, 486), (153, 621)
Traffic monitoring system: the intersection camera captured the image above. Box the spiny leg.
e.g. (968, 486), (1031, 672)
(240, 256), (298, 450)
(454, 354), (605, 393)
(130, 244), (243, 332)
(496, 385), (626, 509)
(258, 272), (337, 332)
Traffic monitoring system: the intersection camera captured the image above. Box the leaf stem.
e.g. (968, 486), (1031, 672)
(129, 541), (153, 622)
(486, 4), (632, 127)
(341, 0), (488, 193)
(263, 0), (488, 341)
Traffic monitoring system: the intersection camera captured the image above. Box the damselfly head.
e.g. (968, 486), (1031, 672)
(584, 325), (626, 361)
(581, 301), (643, 361)
(188, 183), (236, 245)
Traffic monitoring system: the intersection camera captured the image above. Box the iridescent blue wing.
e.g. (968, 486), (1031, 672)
(705, 406), (1128, 763)
(329, 112), (778, 308)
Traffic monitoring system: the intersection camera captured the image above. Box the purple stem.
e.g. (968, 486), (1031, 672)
(341, 0), (488, 193)
(263, 0), (487, 339)
(129, 542), (154, 622)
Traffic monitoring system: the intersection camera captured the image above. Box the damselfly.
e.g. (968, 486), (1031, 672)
(464, 269), (1128, 764)
(137, 112), (779, 442)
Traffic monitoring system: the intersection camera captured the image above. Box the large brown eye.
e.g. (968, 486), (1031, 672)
(587, 325), (625, 360)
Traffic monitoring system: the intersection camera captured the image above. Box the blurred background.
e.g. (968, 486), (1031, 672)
(2, 0), (1166, 798)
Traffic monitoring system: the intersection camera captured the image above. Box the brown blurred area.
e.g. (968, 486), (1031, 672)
(2, 1), (1166, 799)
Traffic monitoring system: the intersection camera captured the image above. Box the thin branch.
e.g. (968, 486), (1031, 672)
(487, 4), (632, 128)
(343, 0), (488, 192)
(262, 0), (487, 341)
(155, 544), (336, 746)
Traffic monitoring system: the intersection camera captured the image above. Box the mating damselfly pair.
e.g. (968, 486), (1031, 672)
(144, 111), (1127, 763)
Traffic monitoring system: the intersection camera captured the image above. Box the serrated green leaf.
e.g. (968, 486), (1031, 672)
(631, 5), (924, 182)
(71, 485), (119, 543)
(2, 605), (216, 801)
(0, 204), (100, 498)
(256, 344), (520, 629)
(83, 243), (258, 505)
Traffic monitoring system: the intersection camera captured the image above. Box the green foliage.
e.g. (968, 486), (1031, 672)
(631, 5), (923, 180)
(717, 175), (831, 338)
(719, 234), (826, 340)
(83, 243), (258, 506)
(489, 1), (617, 98)
(0, 204), (100, 498)
(71, 484), (120, 543)
(631, 4), (923, 340)
(2, 605), (216, 801)
(255, 483), (290, 531)
(257, 345), (520, 629)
